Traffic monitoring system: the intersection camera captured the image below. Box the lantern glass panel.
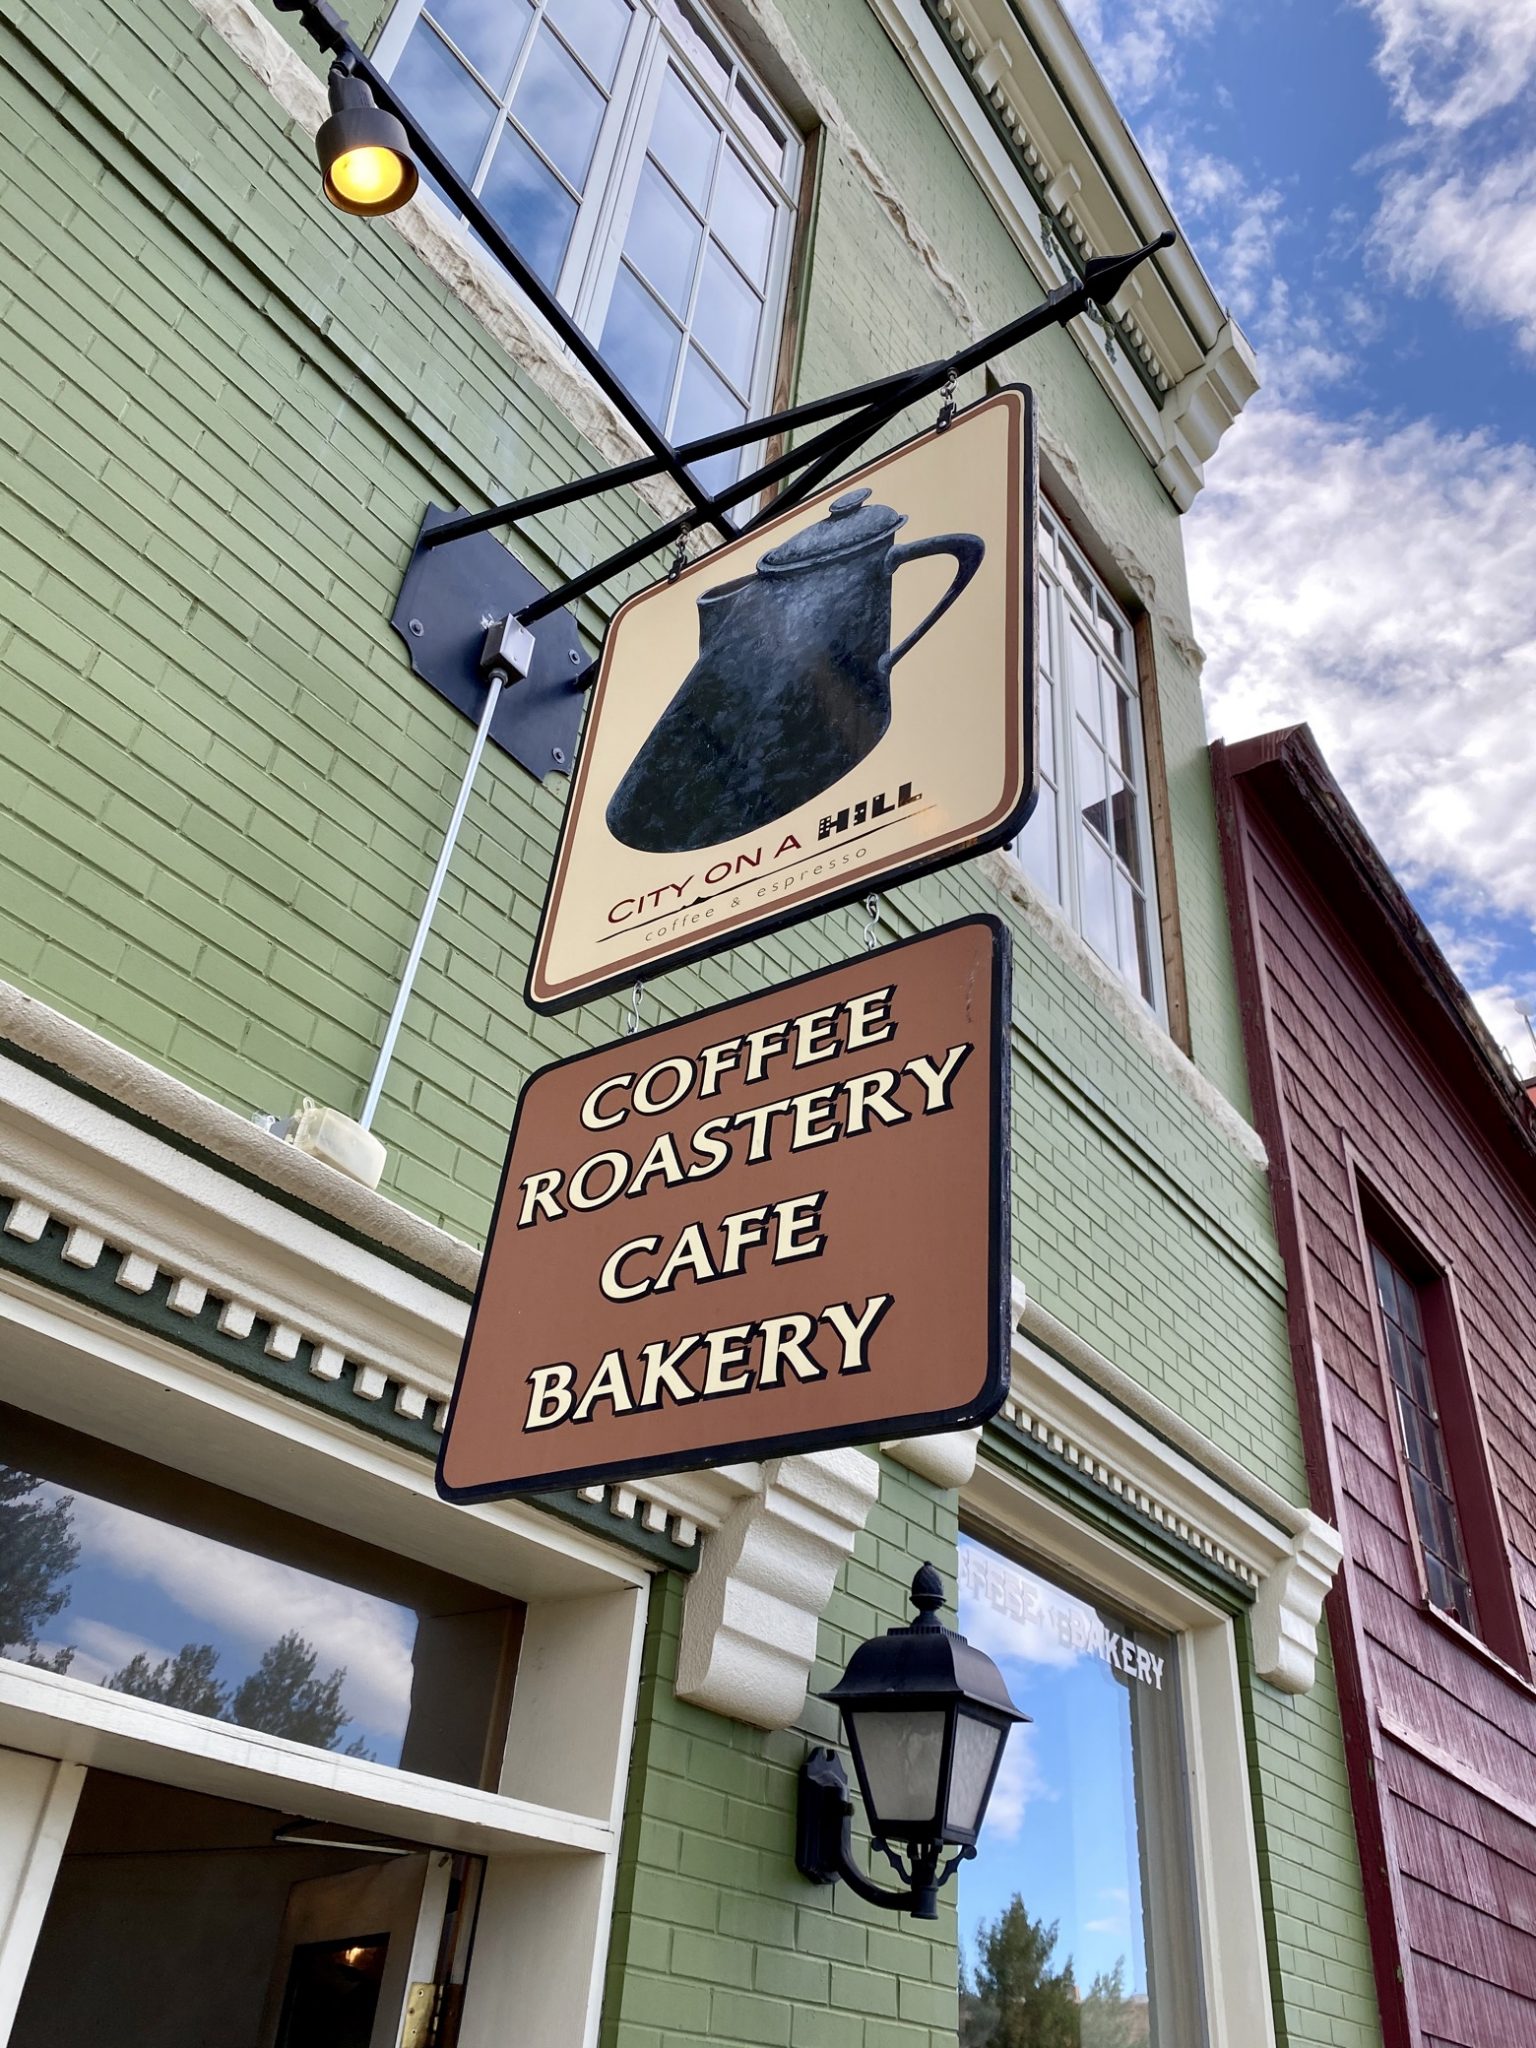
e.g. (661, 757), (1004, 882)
(945, 1708), (1004, 1836)
(846, 1708), (946, 1831)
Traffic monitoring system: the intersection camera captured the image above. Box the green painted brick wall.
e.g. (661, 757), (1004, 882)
(602, 1457), (963, 2048)
(0, 0), (1291, 1488)
(0, 0), (1379, 2041)
(1246, 1622), (1382, 2048)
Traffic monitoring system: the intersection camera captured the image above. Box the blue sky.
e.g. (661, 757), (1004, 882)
(1064, 0), (1536, 1068)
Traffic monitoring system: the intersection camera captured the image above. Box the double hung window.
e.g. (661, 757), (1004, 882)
(1368, 1238), (1480, 1633)
(375, 0), (802, 490)
(1012, 508), (1164, 1014)
(1363, 1221), (1526, 1670)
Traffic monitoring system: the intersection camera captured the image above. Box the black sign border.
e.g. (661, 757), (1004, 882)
(437, 915), (1013, 1502)
(524, 387), (1039, 1017)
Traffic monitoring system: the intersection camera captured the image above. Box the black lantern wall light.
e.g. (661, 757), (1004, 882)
(798, 1564), (1025, 1920)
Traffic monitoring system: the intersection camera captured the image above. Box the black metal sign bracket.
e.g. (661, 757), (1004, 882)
(390, 509), (587, 782)
(438, 232), (1176, 648)
(274, 0), (1171, 767)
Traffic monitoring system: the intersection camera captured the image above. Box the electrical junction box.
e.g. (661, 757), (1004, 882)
(287, 1100), (388, 1191)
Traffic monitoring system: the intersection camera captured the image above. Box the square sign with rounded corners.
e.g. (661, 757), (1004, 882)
(527, 387), (1036, 1014)
(438, 917), (1011, 1501)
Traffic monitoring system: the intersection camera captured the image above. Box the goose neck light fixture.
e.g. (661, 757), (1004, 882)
(797, 1562), (1027, 1920)
(317, 62), (418, 216)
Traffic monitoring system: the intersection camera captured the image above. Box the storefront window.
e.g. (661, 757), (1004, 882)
(0, 1404), (521, 1787)
(957, 1533), (1206, 2046)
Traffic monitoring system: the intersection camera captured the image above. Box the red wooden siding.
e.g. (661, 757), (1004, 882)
(1217, 732), (1536, 2048)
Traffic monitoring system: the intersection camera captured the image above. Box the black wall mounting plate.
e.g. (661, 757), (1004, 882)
(390, 507), (589, 782)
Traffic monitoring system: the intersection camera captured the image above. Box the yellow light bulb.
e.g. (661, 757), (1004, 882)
(330, 145), (405, 208)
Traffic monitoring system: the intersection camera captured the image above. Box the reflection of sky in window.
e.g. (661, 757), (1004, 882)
(958, 1535), (1160, 1997)
(17, 1481), (416, 1764)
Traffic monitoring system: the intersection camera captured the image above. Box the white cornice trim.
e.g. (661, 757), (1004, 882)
(1008, 1279), (1342, 1693)
(866, 0), (1259, 503)
(0, 1028), (755, 1560)
(883, 1425), (982, 1487)
(0, 979), (479, 1292)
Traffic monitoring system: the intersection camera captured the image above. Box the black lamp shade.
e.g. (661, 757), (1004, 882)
(316, 70), (419, 217)
(821, 1563), (1025, 1849)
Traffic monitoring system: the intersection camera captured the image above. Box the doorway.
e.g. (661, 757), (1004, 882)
(9, 1771), (482, 2048)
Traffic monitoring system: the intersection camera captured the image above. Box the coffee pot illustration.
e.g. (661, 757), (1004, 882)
(605, 487), (985, 854)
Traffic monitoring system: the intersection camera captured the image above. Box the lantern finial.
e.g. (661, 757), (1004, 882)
(910, 1562), (946, 1624)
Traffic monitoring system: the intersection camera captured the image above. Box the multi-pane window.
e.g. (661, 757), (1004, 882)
(1011, 508), (1164, 1013)
(375, 0), (801, 491)
(1369, 1240), (1480, 1633)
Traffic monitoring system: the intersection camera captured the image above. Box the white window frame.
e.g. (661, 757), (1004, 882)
(963, 1453), (1279, 2048)
(372, 0), (803, 473)
(1011, 506), (1167, 1019)
(0, 1276), (650, 2048)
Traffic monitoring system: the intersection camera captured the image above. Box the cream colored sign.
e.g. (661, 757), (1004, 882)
(527, 387), (1036, 1014)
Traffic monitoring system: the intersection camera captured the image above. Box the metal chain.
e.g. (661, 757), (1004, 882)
(860, 894), (881, 952)
(935, 366), (958, 432)
(622, 981), (644, 1037)
(667, 529), (691, 582)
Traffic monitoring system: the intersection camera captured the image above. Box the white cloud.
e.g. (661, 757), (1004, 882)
(1133, 135), (1358, 403)
(60, 1489), (416, 1737)
(1440, 955), (1536, 1073)
(55, 1619), (177, 1686)
(959, 1547), (1099, 1671)
(1064, 0), (1223, 113)
(1363, 0), (1536, 132)
(1189, 399), (1536, 935)
(982, 1724), (1056, 1842)
(1373, 145), (1536, 355)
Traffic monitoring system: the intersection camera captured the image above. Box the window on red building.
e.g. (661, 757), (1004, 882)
(1364, 1222), (1527, 1670)
(1369, 1239), (1478, 1631)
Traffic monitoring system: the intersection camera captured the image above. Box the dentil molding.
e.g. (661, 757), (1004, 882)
(1006, 1280), (1342, 1693)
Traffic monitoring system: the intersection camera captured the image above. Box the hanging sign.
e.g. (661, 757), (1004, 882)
(438, 917), (1011, 1501)
(526, 387), (1036, 1014)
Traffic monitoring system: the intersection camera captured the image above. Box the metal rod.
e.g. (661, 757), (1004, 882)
(514, 372), (935, 628)
(358, 670), (503, 1131)
(420, 455), (670, 552)
(419, 362), (944, 553)
(740, 404), (907, 532)
(272, 0), (730, 536)
(505, 235), (1175, 629)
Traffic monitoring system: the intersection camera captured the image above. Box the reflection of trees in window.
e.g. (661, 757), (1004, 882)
(227, 1631), (371, 1755)
(107, 1631), (373, 1757)
(0, 1476), (371, 1757)
(0, 1467), (79, 1672)
(960, 1897), (1149, 2048)
(109, 1642), (229, 1717)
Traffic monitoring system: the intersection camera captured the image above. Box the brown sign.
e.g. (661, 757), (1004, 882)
(526, 388), (1036, 1014)
(438, 918), (1011, 1500)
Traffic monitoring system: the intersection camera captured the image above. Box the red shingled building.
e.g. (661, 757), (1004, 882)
(1213, 725), (1536, 2048)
